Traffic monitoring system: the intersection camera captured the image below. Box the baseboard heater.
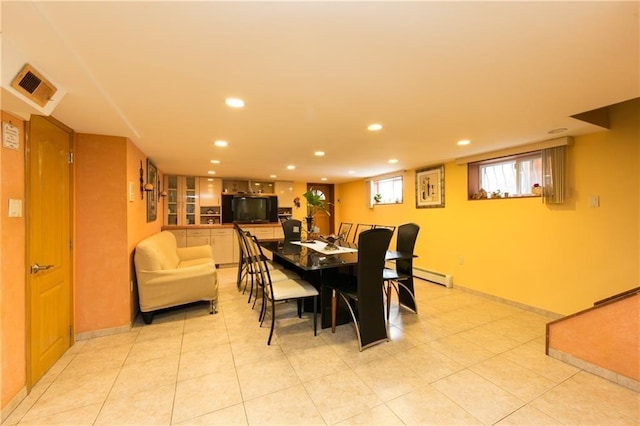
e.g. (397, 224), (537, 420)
(413, 267), (453, 288)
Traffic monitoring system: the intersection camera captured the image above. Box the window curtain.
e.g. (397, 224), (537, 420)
(542, 146), (566, 204)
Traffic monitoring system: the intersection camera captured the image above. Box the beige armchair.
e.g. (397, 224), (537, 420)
(134, 231), (218, 324)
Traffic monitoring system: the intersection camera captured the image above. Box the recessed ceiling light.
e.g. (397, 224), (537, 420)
(207, 170), (216, 175)
(388, 159), (398, 164)
(210, 160), (220, 164)
(287, 165), (295, 170)
(225, 98), (245, 108)
(348, 170), (355, 174)
(368, 123), (383, 131)
(320, 177), (327, 181)
(207, 178), (214, 182)
(214, 140), (228, 147)
(314, 151), (325, 156)
(548, 127), (568, 134)
(270, 174), (277, 178)
(457, 139), (471, 146)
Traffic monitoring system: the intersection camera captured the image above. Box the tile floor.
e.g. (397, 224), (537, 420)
(3, 267), (639, 425)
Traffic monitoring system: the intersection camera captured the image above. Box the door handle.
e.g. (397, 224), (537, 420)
(31, 263), (54, 274)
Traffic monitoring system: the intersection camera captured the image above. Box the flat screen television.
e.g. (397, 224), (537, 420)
(228, 195), (278, 224)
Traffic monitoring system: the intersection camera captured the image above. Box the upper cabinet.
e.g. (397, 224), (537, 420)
(199, 177), (222, 206)
(274, 181), (294, 207)
(165, 175), (198, 225)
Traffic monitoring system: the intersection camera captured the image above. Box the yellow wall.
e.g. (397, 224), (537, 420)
(1, 112), (26, 408)
(337, 99), (639, 315)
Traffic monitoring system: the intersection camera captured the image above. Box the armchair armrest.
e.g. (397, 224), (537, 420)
(177, 245), (213, 261)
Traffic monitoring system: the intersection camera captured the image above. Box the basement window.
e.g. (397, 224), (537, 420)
(371, 175), (403, 205)
(468, 151), (542, 199)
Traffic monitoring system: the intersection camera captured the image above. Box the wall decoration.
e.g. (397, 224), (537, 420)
(147, 159), (158, 222)
(416, 164), (444, 208)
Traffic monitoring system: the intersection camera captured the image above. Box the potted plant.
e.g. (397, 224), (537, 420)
(302, 188), (330, 237)
(373, 193), (382, 203)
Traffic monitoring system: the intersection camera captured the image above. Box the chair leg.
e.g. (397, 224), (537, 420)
(385, 281), (392, 320)
(313, 296), (317, 336)
(331, 290), (337, 333)
(297, 299), (302, 318)
(267, 298), (276, 345)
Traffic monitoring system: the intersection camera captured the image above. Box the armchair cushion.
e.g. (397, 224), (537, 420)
(134, 231), (218, 319)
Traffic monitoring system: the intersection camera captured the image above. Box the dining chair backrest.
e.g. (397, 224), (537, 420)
(282, 219), (302, 241)
(356, 228), (393, 345)
(352, 223), (374, 243)
(395, 223), (420, 274)
(337, 222), (353, 241)
(374, 224), (396, 235)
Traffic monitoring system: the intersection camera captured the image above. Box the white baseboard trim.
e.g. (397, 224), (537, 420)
(453, 283), (562, 320)
(1, 386), (27, 423)
(548, 348), (639, 393)
(75, 323), (132, 341)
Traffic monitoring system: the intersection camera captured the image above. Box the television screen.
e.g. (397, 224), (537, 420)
(232, 196), (272, 223)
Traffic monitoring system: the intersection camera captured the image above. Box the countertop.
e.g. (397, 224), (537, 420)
(162, 223), (282, 230)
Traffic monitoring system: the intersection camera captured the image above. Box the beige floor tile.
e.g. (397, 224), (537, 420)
(55, 343), (131, 381)
(244, 384), (325, 425)
(108, 354), (179, 397)
(386, 384), (483, 425)
(178, 343), (235, 382)
(229, 335), (285, 367)
(428, 334), (495, 367)
(174, 403), (248, 425)
(17, 402), (102, 426)
(392, 343), (465, 383)
(124, 334), (183, 366)
(286, 344), (349, 382)
(94, 383), (175, 425)
(320, 325), (389, 368)
(236, 357), (300, 401)
(494, 404), (562, 425)
(353, 354), (428, 401)
(136, 317), (185, 343)
(272, 319), (325, 353)
(21, 368), (120, 421)
(470, 354), (556, 402)
(501, 344), (580, 383)
(303, 369), (383, 424)
(336, 404), (404, 425)
(78, 329), (139, 352)
(380, 324), (421, 354)
(432, 369), (525, 425)
(530, 371), (640, 425)
(181, 327), (230, 352)
(172, 370), (243, 424)
(457, 325), (522, 354)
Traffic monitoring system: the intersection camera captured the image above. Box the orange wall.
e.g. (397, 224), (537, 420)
(548, 294), (639, 380)
(1, 112), (26, 408)
(126, 140), (163, 321)
(74, 134), (162, 332)
(337, 99), (639, 315)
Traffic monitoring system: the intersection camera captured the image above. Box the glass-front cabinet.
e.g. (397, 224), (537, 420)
(165, 175), (198, 225)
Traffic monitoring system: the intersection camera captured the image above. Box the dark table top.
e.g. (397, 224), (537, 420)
(259, 239), (414, 271)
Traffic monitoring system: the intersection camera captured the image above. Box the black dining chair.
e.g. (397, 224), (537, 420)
(282, 219), (302, 241)
(374, 224), (396, 235)
(383, 222), (420, 320)
(337, 222), (353, 241)
(352, 223), (374, 244)
(244, 233), (318, 345)
(324, 228), (393, 351)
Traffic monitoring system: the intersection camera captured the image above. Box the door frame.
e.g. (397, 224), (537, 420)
(25, 115), (75, 389)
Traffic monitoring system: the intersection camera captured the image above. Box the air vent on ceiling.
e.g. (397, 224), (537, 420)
(10, 64), (58, 108)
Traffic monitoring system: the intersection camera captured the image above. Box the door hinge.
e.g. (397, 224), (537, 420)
(68, 152), (74, 164)
(69, 325), (73, 338)
(69, 240), (73, 250)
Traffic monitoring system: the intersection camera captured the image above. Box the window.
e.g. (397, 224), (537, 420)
(371, 175), (403, 205)
(469, 151), (542, 199)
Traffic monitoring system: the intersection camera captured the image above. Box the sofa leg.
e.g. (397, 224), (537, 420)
(141, 311), (154, 324)
(209, 300), (217, 314)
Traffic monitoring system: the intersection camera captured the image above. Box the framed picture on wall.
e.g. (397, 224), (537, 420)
(147, 159), (158, 222)
(416, 164), (444, 208)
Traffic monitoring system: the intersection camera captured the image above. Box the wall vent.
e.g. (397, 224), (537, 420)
(10, 64), (58, 108)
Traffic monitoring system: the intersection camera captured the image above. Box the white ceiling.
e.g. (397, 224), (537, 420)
(1, 1), (638, 183)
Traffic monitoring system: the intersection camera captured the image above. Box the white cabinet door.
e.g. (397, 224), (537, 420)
(212, 229), (235, 264)
(186, 229), (211, 247)
(274, 181), (294, 207)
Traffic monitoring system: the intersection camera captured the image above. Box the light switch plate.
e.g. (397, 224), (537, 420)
(128, 181), (135, 202)
(589, 195), (600, 208)
(8, 198), (22, 217)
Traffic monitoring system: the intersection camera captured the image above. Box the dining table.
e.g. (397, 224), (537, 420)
(259, 238), (417, 329)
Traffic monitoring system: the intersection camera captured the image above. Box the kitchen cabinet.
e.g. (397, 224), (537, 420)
(165, 175), (198, 226)
(274, 181), (294, 207)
